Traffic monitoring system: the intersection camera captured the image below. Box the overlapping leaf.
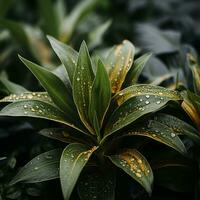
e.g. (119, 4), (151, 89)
(0, 100), (84, 132)
(60, 143), (97, 200)
(123, 53), (151, 87)
(48, 36), (78, 84)
(73, 42), (95, 134)
(104, 40), (135, 93)
(109, 149), (153, 195)
(10, 149), (62, 185)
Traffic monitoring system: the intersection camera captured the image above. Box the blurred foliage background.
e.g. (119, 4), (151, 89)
(0, 0), (200, 199)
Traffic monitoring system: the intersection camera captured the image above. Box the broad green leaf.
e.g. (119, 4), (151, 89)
(48, 36), (78, 84)
(38, 0), (60, 37)
(0, 92), (52, 104)
(39, 127), (94, 144)
(88, 20), (112, 49)
(10, 149), (62, 185)
(153, 113), (200, 145)
(78, 170), (116, 200)
(60, 143), (97, 200)
(73, 42), (95, 134)
(89, 60), (111, 129)
(124, 53), (151, 87)
(19, 56), (79, 123)
(0, 74), (28, 94)
(109, 149), (153, 195)
(120, 120), (186, 154)
(105, 40), (135, 93)
(0, 0), (13, 17)
(0, 100), (84, 132)
(60, 0), (99, 42)
(104, 92), (182, 138)
(113, 84), (182, 106)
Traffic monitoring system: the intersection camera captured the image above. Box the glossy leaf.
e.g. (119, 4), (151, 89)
(113, 84), (182, 106)
(109, 149), (153, 195)
(48, 36), (78, 84)
(153, 113), (200, 144)
(10, 149), (62, 185)
(19, 56), (78, 123)
(73, 41), (95, 134)
(124, 53), (151, 86)
(39, 127), (93, 144)
(0, 92), (52, 104)
(0, 100), (84, 132)
(89, 59), (111, 129)
(105, 40), (135, 93)
(121, 120), (186, 154)
(104, 91), (182, 138)
(60, 143), (97, 200)
(78, 170), (116, 200)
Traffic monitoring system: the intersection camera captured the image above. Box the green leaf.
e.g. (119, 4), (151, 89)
(121, 120), (186, 154)
(88, 20), (112, 49)
(60, 0), (99, 42)
(123, 53), (151, 87)
(104, 88), (182, 138)
(153, 113), (200, 145)
(0, 74), (28, 94)
(113, 84), (182, 106)
(0, 0), (13, 17)
(78, 170), (116, 200)
(0, 100), (84, 132)
(10, 149), (62, 185)
(19, 56), (79, 123)
(60, 143), (97, 200)
(73, 41), (95, 134)
(0, 92), (52, 104)
(109, 149), (153, 195)
(105, 40), (135, 93)
(89, 59), (111, 129)
(48, 36), (78, 85)
(39, 127), (94, 145)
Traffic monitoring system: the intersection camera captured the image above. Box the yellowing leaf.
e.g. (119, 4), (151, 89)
(105, 40), (135, 93)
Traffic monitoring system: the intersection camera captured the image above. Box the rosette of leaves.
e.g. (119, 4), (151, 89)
(0, 38), (198, 200)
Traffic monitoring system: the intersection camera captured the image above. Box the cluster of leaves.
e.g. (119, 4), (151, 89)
(0, 37), (200, 200)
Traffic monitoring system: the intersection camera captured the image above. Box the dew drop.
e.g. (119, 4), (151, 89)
(145, 95), (150, 98)
(156, 101), (161, 104)
(145, 101), (150, 105)
(34, 167), (38, 170)
(139, 99), (143, 102)
(136, 173), (142, 178)
(24, 111), (28, 114)
(23, 105), (28, 109)
(171, 132), (176, 138)
(77, 77), (80, 81)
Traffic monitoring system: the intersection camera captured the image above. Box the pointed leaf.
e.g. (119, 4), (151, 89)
(105, 40), (135, 93)
(19, 56), (79, 123)
(39, 127), (93, 145)
(113, 84), (182, 106)
(78, 170), (116, 200)
(109, 149), (153, 195)
(10, 149), (62, 185)
(48, 36), (78, 84)
(121, 120), (186, 154)
(124, 53), (151, 86)
(73, 42), (95, 133)
(0, 92), (52, 104)
(153, 113), (200, 144)
(104, 90), (182, 137)
(0, 100), (84, 132)
(60, 143), (97, 200)
(89, 60), (111, 128)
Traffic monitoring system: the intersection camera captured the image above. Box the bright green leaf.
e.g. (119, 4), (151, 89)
(109, 149), (153, 195)
(10, 149), (62, 185)
(60, 143), (97, 200)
